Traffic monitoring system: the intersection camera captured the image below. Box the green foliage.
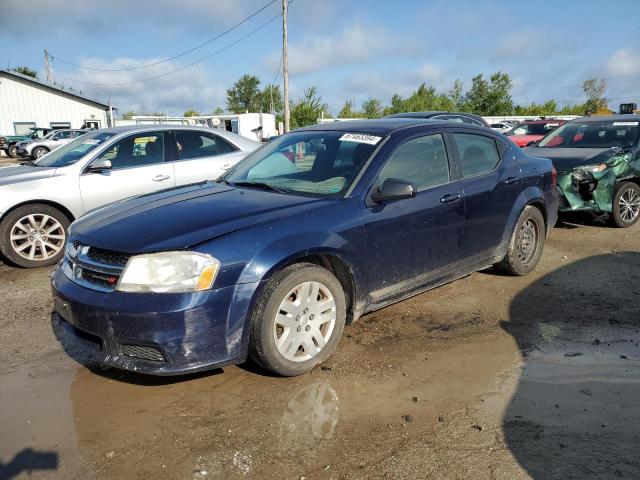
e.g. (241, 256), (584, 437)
(183, 110), (200, 117)
(13, 65), (38, 78)
(338, 100), (360, 118)
(211, 107), (224, 115)
(465, 72), (513, 115)
(258, 84), (284, 114)
(582, 78), (608, 113)
(361, 98), (384, 118)
(513, 100), (559, 116)
(226, 74), (261, 113)
(290, 86), (329, 129)
(121, 111), (136, 120)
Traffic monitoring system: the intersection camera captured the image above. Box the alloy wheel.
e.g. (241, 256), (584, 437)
(273, 281), (337, 362)
(10, 214), (66, 261)
(619, 187), (640, 223)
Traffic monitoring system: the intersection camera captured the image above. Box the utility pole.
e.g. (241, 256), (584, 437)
(44, 49), (53, 84)
(282, 0), (290, 133)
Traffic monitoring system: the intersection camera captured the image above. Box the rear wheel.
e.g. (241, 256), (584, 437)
(32, 146), (49, 159)
(249, 263), (346, 376)
(496, 205), (545, 276)
(610, 182), (640, 228)
(0, 204), (70, 268)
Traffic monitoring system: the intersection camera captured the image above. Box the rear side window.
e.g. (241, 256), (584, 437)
(452, 133), (500, 178)
(378, 134), (450, 191)
(175, 130), (237, 160)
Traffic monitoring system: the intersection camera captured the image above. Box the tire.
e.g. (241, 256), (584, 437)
(0, 204), (70, 268)
(32, 147), (49, 159)
(609, 182), (640, 228)
(7, 143), (20, 158)
(249, 262), (346, 376)
(496, 205), (545, 276)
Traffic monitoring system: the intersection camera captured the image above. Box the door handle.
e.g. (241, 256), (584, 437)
(152, 174), (170, 182)
(440, 193), (461, 204)
(504, 176), (520, 185)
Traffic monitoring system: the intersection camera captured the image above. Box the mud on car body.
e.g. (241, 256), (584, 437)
(525, 115), (640, 227)
(51, 118), (558, 377)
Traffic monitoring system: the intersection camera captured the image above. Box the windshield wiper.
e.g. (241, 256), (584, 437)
(231, 181), (289, 193)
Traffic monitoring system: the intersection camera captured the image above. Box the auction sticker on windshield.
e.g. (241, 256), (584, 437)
(339, 133), (382, 145)
(613, 122), (639, 126)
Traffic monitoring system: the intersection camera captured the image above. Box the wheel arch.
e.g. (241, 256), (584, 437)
(0, 200), (76, 225)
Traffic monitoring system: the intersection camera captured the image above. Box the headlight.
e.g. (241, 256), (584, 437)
(116, 251), (220, 293)
(581, 163), (608, 173)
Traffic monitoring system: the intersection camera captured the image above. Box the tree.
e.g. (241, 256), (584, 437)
(226, 74), (261, 113)
(211, 107), (224, 115)
(338, 100), (360, 118)
(290, 86), (328, 129)
(361, 98), (383, 118)
(448, 79), (465, 111)
(121, 111), (136, 120)
(258, 84), (284, 114)
(465, 72), (513, 115)
(183, 110), (200, 117)
(13, 66), (38, 78)
(582, 78), (608, 114)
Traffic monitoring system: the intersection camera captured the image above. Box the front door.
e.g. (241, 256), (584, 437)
(362, 131), (465, 308)
(79, 131), (175, 212)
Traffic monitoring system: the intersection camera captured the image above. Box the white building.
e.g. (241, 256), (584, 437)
(0, 69), (112, 134)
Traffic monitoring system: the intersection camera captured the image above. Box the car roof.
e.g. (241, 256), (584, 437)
(296, 118), (445, 135)
(521, 119), (565, 124)
(569, 114), (640, 123)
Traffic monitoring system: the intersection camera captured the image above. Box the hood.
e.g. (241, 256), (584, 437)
(523, 146), (621, 172)
(0, 164), (57, 186)
(72, 182), (329, 253)
(509, 134), (543, 147)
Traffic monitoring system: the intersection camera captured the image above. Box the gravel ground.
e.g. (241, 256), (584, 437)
(0, 215), (638, 480)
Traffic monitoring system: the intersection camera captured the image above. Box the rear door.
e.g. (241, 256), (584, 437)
(448, 129), (522, 261)
(170, 129), (247, 185)
(79, 131), (175, 212)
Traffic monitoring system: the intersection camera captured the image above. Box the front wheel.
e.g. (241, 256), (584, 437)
(610, 182), (640, 228)
(32, 147), (49, 159)
(496, 205), (545, 276)
(0, 204), (70, 268)
(7, 144), (20, 158)
(249, 263), (346, 376)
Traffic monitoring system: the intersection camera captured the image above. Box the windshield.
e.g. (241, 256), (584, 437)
(508, 122), (561, 136)
(538, 120), (640, 149)
(225, 130), (381, 197)
(41, 131), (57, 140)
(34, 131), (116, 167)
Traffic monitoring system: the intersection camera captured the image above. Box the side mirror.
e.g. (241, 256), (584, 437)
(86, 159), (112, 173)
(526, 140), (538, 147)
(371, 178), (416, 204)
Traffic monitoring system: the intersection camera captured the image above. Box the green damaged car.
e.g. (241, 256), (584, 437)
(524, 115), (640, 227)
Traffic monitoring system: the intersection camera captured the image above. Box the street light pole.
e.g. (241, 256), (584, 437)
(282, 0), (290, 133)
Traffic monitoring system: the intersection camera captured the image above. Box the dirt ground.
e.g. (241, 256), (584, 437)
(0, 214), (639, 480)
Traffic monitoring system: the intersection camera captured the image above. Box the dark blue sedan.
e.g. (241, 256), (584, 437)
(51, 118), (558, 376)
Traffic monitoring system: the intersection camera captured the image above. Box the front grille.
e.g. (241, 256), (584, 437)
(120, 344), (166, 362)
(80, 268), (119, 289)
(87, 246), (131, 266)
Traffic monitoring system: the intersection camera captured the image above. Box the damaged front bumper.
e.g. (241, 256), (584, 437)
(51, 262), (259, 375)
(556, 153), (637, 214)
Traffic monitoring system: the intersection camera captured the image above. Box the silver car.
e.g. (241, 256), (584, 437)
(16, 129), (87, 159)
(0, 125), (260, 268)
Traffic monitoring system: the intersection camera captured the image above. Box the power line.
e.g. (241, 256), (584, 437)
(51, 0), (277, 72)
(62, 13), (282, 87)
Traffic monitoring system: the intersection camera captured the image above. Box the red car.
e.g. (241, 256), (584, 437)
(506, 120), (566, 147)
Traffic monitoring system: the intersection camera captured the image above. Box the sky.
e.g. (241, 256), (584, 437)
(1, 0), (639, 116)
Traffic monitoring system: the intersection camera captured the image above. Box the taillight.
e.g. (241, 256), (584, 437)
(551, 166), (557, 187)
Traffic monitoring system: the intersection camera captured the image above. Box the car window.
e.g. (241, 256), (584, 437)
(377, 134), (450, 191)
(98, 132), (164, 169)
(447, 116), (466, 124)
(34, 131), (116, 168)
(174, 130), (237, 160)
(452, 133), (500, 178)
(227, 130), (378, 197)
(538, 120), (640, 149)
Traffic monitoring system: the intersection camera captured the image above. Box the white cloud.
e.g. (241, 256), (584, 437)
(282, 23), (416, 76)
(608, 48), (640, 77)
(55, 58), (228, 115)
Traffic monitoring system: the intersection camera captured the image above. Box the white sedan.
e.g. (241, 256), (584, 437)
(490, 122), (513, 134)
(0, 125), (259, 268)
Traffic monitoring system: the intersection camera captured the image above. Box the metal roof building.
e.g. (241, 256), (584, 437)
(0, 69), (112, 134)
